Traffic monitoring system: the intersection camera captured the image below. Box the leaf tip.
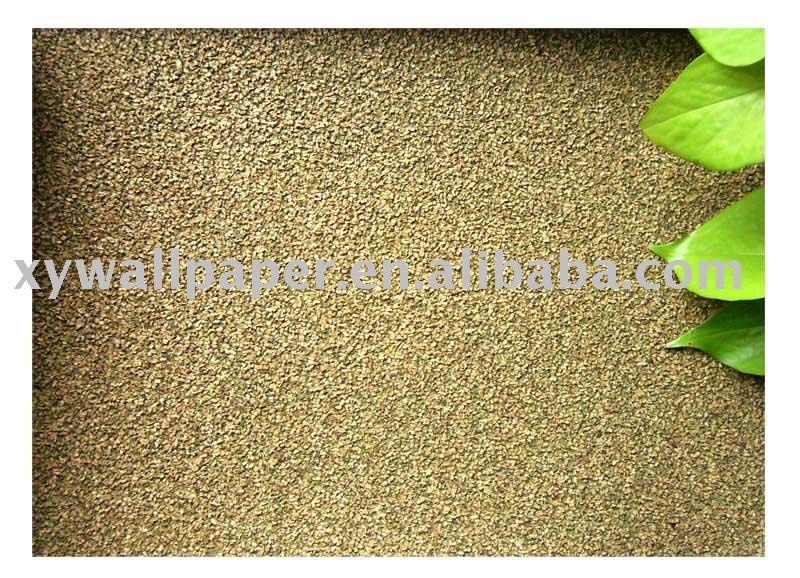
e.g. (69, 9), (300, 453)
(639, 112), (655, 133)
(666, 333), (694, 349)
(648, 244), (668, 260)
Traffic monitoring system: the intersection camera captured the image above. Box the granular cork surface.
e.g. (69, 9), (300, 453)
(32, 29), (764, 556)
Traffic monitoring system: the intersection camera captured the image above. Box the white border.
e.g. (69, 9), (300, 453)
(2, 10), (32, 569)
(6, 1), (795, 575)
(22, 0), (772, 28)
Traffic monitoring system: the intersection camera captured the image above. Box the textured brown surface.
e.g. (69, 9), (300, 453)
(32, 29), (764, 556)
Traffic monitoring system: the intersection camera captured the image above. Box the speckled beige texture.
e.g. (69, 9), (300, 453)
(33, 29), (764, 556)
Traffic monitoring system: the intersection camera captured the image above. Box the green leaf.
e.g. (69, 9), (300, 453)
(640, 54), (764, 171)
(690, 28), (765, 67)
(650, 187), (764, 300)
(668, 299), (764, 376)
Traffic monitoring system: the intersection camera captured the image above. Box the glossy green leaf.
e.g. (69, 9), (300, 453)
(690, 28), (765, 67)
(640, 54), (764, 171)
(651, 187), (764, 300)
(668, 299), (764, 376)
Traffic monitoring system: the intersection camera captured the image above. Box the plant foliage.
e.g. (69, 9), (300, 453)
(650, 187), (764, 301)
(689, 28), (765, 67)
(668, 299), (765, 376)
(641, 54), (764, 171)
(642, 29), (765, 376)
